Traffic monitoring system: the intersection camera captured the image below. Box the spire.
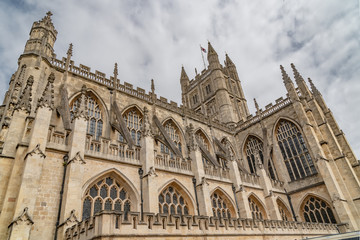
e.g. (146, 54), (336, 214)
(113, 63), (118, 88)
(291, 63), (312, 99)
(16, 76), (34, 113)
(308, 78), (328, 111)
(38, 73), (55, 110)
(207, 41), (220, 69)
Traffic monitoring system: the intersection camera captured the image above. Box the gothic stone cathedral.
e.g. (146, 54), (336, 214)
(0, 12), (359, 240)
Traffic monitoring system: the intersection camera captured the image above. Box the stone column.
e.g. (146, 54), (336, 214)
(141, 107), (158, 213)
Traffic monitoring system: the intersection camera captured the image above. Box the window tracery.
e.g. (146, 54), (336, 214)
(302, 196), (336, 224)
(277, 199), (292, 221)
(158, 186), (189, 215)
(211, 192), (232, 219)
(248, 196), (266, 220)
(160, 120), (182, 159)
(244, 136), (277, 179)
(82, 176), (131, 220)
(119, 108), (142, 146)
(70, 93), (103, 140)
(276, 120), (317, 181)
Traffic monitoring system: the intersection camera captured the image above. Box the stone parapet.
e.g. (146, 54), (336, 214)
(64, 211), (339, 240)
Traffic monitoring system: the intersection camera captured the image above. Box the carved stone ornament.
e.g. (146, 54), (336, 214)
(142, 106), (152, 137)
(9, 207), (34, 227)
(24, 144), (46, 160)
(73, 85), (89, 120)
(200, 177), (209, 186)
(255, 152), (263, 169)
(238, 184), (245, 192)
(16, 75), (34, 113)
(38, 72), (55, 110)
(148, 166), (158, 177)
(61, 209), (79, 227)
(68, 151), (86, 165)
(185, 123), (198, 151)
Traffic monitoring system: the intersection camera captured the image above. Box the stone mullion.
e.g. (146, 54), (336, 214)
(282, 140), (298, 180)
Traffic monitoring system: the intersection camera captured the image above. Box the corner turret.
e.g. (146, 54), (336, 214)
(23, 11), (58, 59)
(207, 42), (221, 69)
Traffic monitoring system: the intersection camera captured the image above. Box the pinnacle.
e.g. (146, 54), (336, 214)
(308, 78), (320, 95)
(225, 53), (234, 66)
(181, 66), (189, 80)
(67, 43), (73, 58)
(254, 98), (259, 112)
(113, 63), (118, 76)
(290, 63), (305, 84)
(207, 41), (217, 55)
(280, 65), (292, 84)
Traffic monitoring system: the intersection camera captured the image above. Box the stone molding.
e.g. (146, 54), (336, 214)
(68, 151), (86, 165)
(24, 144), (46, 160)
(8, 207), (34, 228)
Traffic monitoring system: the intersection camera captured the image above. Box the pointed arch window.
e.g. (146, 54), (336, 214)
(276, 120), (317, 181)
(195, 130), (211, 151)
(82, 176), (132, 220)
(302, 196), (336, 224)
(160, 120), (182, 159)
(277, 199), (292, 221)
(211, 192), (233, 219)
(70, 94), (103, 140)
(248, 196), (267, 220)
(119, 108), (143, 146)
(158, 186), (189, 215)
(244, 136), (278, 180)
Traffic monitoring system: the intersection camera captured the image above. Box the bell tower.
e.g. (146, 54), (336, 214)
(23, 11), (58, 59)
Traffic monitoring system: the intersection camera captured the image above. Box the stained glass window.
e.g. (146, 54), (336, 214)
(122, 108), (142, 146)
(276, 120), (317, 181)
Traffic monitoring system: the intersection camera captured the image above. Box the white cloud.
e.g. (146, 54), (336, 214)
(0, 0), (359, 157)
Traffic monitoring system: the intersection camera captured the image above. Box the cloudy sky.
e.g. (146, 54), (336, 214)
(0, 0), (359, 157)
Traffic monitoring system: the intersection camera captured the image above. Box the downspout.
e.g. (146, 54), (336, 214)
(232, 184), (241, 218)
(284, 188), (297, 222)
(54, 154), (69, 240)
(192, 177), (200, 216)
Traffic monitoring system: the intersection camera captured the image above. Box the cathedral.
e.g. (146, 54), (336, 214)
(0, 12), (359, 240)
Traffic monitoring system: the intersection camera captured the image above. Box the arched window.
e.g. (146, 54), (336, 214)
(302, 196), (336, 224)
(248, 195), (267, 220)
(195, 130), (211, 151)
(70, 93), (103, 140)
(277, 199), (292, 221)
(158, 186), (189, 215)
(119, 107), (143, 146)
(160, 120), (183, 159)
(211, 191), (234, 219)
(244, 136), (277, 179)
(82, 176), (132, 220)
(276, 120), (317, 181)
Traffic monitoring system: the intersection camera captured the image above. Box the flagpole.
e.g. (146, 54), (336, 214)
(200, 44), (206, 70)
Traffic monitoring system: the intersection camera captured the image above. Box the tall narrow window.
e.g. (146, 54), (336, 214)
(195, 130), (211, 151)
(277, 199), (292, 221)
(276, 120), (317, 181)
(160, 120), (182, 158)
(158, 186), (189, 215)
(244, 136), (277, 179)
(82, 176), (132, 220)
(70, 93), (103, 140)
(211, 192), (233, 219)
(302, 196), (336, 224)
(122, 108), (143, 146)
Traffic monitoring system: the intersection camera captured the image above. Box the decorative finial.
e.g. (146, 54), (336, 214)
(67, 43), (73, 58)
(290, 63), (305, 84)
(195, 68), (198, 75)
(46, 11), (53, 17)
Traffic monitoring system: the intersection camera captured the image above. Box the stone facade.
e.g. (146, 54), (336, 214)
(0, 12), (359, 240)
